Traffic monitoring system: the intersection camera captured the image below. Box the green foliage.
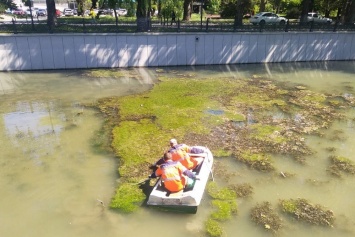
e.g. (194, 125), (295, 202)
(250, 124), (286, 144)
(220, 2), (235, 18)
(328, 155), (355, 177)
(205, 218), (224, 237)
(0, 2), (6, 13)
(209, 0), (221, 14)
(211, 200), (238, 220)
(84, 69), (128, 78)
(160, 0), (183, 19)
(250, 201), (282, 232)
(207, 181), (237, 200)
(279, 198), (335, 226)
(280, 199), (297, 213)
(206, 181), (237, 235)
(239, 150), (274, 171)
(286, 7), (301, 18)
(112, 119), (166, 167)
(110, 183), (146, 212)
(0, 0), (16, 11)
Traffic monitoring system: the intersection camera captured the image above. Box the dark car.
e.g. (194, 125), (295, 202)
(37, 9), (47, 16)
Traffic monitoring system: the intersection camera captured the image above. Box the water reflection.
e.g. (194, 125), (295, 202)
(4, 101), (62, 138)
(1, 62), (355, 237)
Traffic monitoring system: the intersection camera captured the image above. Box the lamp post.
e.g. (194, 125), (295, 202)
(200, 0), (204, 30)
(28, 0), (35, 31)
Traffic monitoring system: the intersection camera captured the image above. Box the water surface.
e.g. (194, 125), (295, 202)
(1, 62), (355, 237)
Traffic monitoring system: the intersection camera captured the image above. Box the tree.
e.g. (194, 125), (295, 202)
(76, 0), (91, 16)
(136, 0), (149, 31)
(260, 0), (266, 12)
(182, 0), (192, 21)
(340, 0), (355, 23)
(46, 0), (57, 30)
(234, 0), (251, 25)
(0, 0), (16, 12)
(209, 0), (221, 14)
(108, 0), (119, 25)
(299, 0), (311, 23)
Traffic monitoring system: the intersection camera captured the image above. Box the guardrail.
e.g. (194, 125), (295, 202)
(1, 17), (354, 34)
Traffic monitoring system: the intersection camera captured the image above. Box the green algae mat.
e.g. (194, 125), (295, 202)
(85, 68), (355, 236)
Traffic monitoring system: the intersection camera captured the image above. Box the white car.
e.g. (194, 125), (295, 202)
(250, 12), (288, 25)
(26, 8), (37, 17)
(307, 12), (332, 24)
(116, 8), (127, 16)
(63, 8), (74, 16)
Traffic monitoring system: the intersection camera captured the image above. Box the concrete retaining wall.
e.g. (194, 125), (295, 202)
(0, 32), (354, 71)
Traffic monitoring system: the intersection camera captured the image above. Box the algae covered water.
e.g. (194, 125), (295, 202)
(1, 62), (355, 237)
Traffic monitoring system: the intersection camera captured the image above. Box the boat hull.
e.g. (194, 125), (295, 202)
(147, 146), (213, 213)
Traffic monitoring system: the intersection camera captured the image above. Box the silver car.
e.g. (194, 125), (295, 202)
(63, 8), (74, 16)
(307, 12), (332, 24)
(250, 12), (288, 25)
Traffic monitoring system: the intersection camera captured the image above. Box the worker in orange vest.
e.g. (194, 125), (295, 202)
(149, 138), (205, 171)
(169, 138), (204, 170)
(149, 152), (197, 192)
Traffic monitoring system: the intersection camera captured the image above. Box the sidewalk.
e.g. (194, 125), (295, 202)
(0, 14), (14, 22)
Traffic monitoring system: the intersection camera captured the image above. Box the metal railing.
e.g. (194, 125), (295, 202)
(1, 17), (354, 34)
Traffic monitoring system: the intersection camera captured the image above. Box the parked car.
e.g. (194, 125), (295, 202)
(36, 9), (47, 16)
(307, 12), (332, 24)
(55, 9), (62, 17)
(98, 8), (113, 15)
(116, 8), (127, 16)
(26, 8), (37, 17)
(250, 12), (287, 25)
(12, 9), (26, 16)
(63, 8), (74, 16)
(5, 8), (12, 14)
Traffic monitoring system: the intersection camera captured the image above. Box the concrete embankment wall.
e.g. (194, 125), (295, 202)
(0, 32), (354, 71)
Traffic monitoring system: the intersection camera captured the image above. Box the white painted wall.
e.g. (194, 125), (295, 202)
(0, 32), (354, 71)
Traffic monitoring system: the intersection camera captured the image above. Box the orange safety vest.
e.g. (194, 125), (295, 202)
(171, 143), (191, 153)
(169, 149), (197, 170)
(155, 161), (187, 192)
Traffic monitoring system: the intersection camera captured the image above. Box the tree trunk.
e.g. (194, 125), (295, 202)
(300, 0), (311, 23)
(340, 0), (350, 23)
(345, 0), (355, 23)
(234, 0), (243, 26)
(46, 0), (57, 31)
(136, 0), (149, 31)
(183, 0), (192, 21)
(260, 0), (266, 12)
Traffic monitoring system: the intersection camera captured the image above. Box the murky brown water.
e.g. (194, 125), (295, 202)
(1, 62), (355, 237)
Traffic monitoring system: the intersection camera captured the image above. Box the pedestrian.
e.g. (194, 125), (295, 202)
(90, 8), (96, 23)
(171, 11), (176, 25)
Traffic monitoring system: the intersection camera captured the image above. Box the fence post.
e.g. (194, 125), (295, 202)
(206, 18), (209, 32)
(83, 18), (86, 33)
(333, 21), (338, 32)
(259, 23), (264, 32)
(285, 20), (289, 32)
(177, 18), (180, 32)
(12, 18), (17, 34)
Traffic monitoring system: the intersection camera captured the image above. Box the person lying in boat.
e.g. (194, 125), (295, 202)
(150, 139), (205, 170)
(169, 138), (205, 154)
(149, 152), (198, 193)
